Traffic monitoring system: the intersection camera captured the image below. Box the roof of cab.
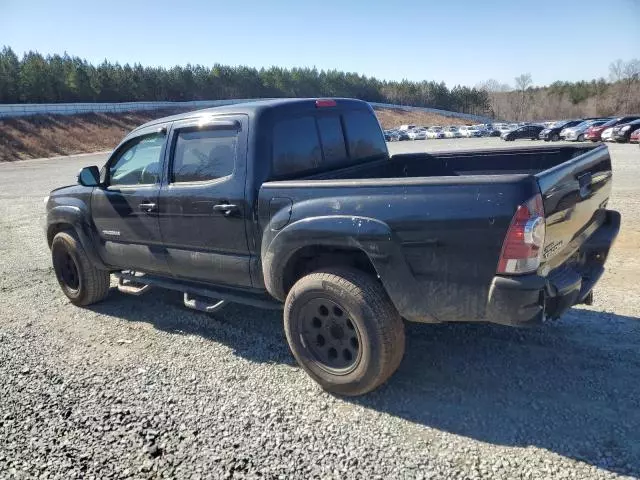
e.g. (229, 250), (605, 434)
(132, 97), (369, 133)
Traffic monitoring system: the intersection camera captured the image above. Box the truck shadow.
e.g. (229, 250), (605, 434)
(353, 308), (640, 477)
(89, 291), (640, 477)
(90, 288), (294, 365)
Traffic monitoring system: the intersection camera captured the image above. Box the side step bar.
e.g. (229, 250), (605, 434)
(183, 293), (226, 313)
(113, 271), (282, 310)
(117, 275), (152, 296)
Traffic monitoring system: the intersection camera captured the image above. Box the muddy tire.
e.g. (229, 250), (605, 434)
(284, 267), (405, 396)
(51, 231), (110, 306)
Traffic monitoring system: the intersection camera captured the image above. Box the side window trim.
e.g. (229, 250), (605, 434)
(105, 127), (169, 189)
(168, 121), (240, 185)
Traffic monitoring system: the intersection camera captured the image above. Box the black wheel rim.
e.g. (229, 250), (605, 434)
(299, 297), (362, 375)
(55, 250), (80, 290)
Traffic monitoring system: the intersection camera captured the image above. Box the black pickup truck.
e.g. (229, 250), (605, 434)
(46, 98), (620, 395)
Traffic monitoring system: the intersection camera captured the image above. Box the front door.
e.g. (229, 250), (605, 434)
(157, 114), (252, 287)
(92, 127), (170, 274)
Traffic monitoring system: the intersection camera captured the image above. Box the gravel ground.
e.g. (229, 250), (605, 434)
(1, 139), (639, 479)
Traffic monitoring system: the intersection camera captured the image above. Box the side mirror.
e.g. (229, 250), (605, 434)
(78, 166), (100, 187)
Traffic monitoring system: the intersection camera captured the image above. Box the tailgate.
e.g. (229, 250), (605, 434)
(536, 144), (612, 271)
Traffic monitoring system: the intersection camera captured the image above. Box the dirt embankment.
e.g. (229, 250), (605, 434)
(373, 107), (471, 129)
(0, 109), (183, 162)
(0, 106), (475, 162)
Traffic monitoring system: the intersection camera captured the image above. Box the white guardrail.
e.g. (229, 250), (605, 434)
(0, 99), (491, 123)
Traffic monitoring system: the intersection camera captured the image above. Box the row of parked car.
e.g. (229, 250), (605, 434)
(384, 115), (640, 144)
(384, 123), (517, 141)
(503, 115), (640, 143)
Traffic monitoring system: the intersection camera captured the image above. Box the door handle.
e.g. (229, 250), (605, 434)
(213, 203), (239, 216)
(139, 202), (157, 213)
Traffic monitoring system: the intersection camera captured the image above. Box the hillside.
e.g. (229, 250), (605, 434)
(0, 106), (469, 162)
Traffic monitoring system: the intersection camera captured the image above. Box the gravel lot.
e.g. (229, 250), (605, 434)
(1, 138), (639, 479)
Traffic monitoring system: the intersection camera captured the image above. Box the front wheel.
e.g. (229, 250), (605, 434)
(551, 133), (560, 141)
(284, 268), (405, 396)
(51, 231), (111, 306)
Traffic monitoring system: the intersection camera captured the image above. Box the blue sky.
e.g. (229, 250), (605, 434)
(2, 0), (639, 88)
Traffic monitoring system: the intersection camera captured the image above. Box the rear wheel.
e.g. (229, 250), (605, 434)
(577, 133), (585, 142)
(551, 133), (560, 141)
(284, 268), (405, 396)
(51, 231), (110, 306)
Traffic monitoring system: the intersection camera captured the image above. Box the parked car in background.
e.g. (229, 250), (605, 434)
(585, 116), (640, 141)
(396, 130), (410, 141)
(612, 119), (640, 143)
(383, 129), (396, 141)
(408, 128), (427, 140)
(561, 119), (610, 142)
(496, 125), (512, 136)
(630, 128), (640, 143)
(501, 124), (545, 141)
(426, 126), (445, 139)
(483, 125), (501, 136)
(539, 119), (583, 141)
(398, 124), (417, 131)
(459, 126), (482, 137)
(444, 126), (462, 138)
(601, 127), (615, 142)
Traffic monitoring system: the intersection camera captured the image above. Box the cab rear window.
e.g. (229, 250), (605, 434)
(316, 115), (348, 167)
(342, 111), (387, 162)
(272, 110), (384, 177)
(272, 116), (321, 177)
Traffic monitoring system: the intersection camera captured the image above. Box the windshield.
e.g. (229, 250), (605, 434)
(600, 118), (620, 127)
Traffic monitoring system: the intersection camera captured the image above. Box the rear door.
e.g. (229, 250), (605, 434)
(92, 126), (170, 273)
(157, 114), (252, 287)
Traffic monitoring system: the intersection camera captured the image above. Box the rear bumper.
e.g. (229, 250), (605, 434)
(484, 209), (620, 326)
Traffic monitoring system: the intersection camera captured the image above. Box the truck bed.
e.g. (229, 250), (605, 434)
(260, 143), (613, 324)
(309, 144), (598, 180)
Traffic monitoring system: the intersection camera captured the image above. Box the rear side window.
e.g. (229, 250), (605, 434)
(317, 115), (347, 166)
(273, 116), (322, 176)
(172, 129), (237, 183)
(342, 111), (387, 161)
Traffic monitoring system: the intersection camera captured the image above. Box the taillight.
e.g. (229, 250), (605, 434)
(497, 193), (546, 275)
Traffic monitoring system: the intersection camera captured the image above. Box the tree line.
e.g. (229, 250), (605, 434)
(0, 46), (489, 116)
(2, 46), (637, 121)
(478, 59), (640, 121)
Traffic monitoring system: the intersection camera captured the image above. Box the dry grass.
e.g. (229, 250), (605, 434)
(0, 109), (186, 162)
(373, 107), (472, 129)
(0, 106), (469, 162)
